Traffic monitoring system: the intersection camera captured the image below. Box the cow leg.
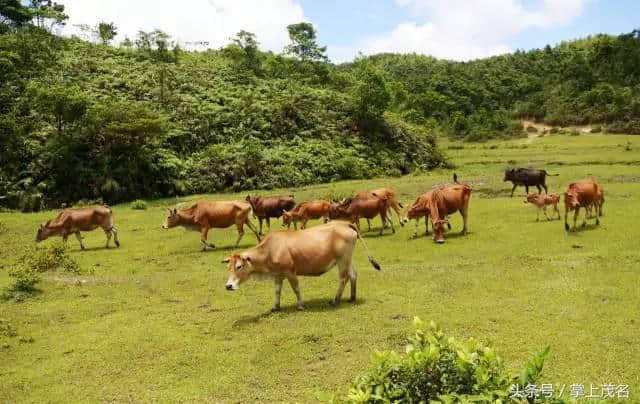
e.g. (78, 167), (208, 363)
(234, 223), (245, 248)
(595, 204), (600, 226)
(573, 208), (579, 231)
(301, 218), (308, 230)
(537, 184), (542, 194)
(460, 209), (468, 235)
(104, 228), (112, 248)
(581, 207), (587, 227)
(510, 184), (517, 197)
(286, 275), (304, 310)
(413, 218), (419, 238)
(525, 185), (530, 195)
(258, 218), (263, 236)
(542, 183), (548, 194)
(425, 215), (430, 236)
(379, 215), (385, 236)
(333, 267), (349, 306)
(200, 228), (215, 250)
(75, 232), (85, 250)
(349, 264), (357, 303)
(266, 217), (271, 231)
(272, 276), (284, 312)
(543, 206), (550, 221)
(111, 226), (120, 247)
(366, 219), (371, 232)
(245, 218), (260, 242)
(536, 207), (541, 222)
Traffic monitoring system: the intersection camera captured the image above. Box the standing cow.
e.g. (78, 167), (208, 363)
(504, 168), (559, 197)
(524, 193), (561, 221)
(403, 190), (452, 238)
(246, 195), (296, 235)
(355, 188), (404, 228)
(426, 183), (472, 243)
(162, 201), (260, 250)
(329, 193), (392, 235)
(36, 205), (120, 250)
(563, 179), (603, 231)
(282, 200), (331, 230)
(223, 221), (380, 311)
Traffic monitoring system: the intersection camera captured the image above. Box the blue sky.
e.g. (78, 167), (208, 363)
(60, 0), (640, 62)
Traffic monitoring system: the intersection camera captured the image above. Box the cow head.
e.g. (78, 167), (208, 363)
(35, 221), (52, 242)
(503, 168), (515, 182)
(432, 218), (448, 244)
(223, 254), (253, 290)
(281, 211), (293, 227)
(564, 191), (581, 211)
(162, 208), (179, 229)
(524, 193), (539, 204)
(403, 203), (424, 223)
(328, 200), (349, 220)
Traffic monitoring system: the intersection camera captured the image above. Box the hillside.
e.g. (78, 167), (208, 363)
(1, 4), (639, 208)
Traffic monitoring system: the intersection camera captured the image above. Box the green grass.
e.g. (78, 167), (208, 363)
(1, 134), (639, 402)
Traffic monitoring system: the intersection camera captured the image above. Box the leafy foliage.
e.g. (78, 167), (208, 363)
(341, 318), (555, 403)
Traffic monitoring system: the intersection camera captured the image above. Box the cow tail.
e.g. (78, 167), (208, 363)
(398, 202), (404, 208)
(348, 224), (381, 271)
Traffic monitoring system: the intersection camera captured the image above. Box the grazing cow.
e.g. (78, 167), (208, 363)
(355, 188), (404, 228)
(162, 201), (260, 250)
(524, 193), (561, 221)
(404, 191), (432, 237)
(504, 168), (559, 197)
(282, 200), (331, 230)
(329, 193), (392, 235)
(36, 205), (119, 250)
(223, 221), (380, 311)
(564, 179), (603, 231)
(246, 195), (296, 235)
(426, 183), (472, 243)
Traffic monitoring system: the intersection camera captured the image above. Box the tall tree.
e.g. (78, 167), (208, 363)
(29, 0), (67, 31)
(97, 21), (117, 45)
(284, 22), (328, 62)
(228, 30), (261, 75)
(0, 0), (33, 30)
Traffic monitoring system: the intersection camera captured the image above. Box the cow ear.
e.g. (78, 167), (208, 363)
(221, 257), (230, 263)
(244, 256), (251, 263)
(245, 195), (251, 201)
(172, 208), (177, 214)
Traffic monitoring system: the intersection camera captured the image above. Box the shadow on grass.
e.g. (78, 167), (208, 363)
(232, 298), (366, 328)
(565, 223), (601, 234)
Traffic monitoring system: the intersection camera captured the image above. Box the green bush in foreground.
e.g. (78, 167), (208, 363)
(339, 318), (555, 403)
(131, 199), (148, 210)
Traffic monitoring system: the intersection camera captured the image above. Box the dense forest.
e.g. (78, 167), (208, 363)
(1, 1), (639, 210)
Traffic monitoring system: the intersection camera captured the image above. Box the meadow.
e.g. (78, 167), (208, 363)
(1, 133), (639, 402)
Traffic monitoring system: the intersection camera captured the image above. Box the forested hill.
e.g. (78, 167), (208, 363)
(1, 2), (639, 210)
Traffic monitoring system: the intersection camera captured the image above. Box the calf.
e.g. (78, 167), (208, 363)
(504, 168), (559, 197)
(223, 221), (380, 311)
(329, 193), (392, 235)
(355, 188), (404, 228)
(246, 195), (295, 235)
(427, 183), (472, 243)
(162, 201), (259, 250)
(564, 179), (602, 231)
(524, 193), (561, 221)
(282, 200), (331, 230)
(403, 190), (453, 237)
(36, 205), (119, 250)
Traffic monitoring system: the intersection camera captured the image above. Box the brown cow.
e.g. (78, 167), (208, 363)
(329, 193), (392, 235)
(246, 195), (296, 235)
(524, 193), (561, 221)
(426, 183), (472, 243)
(403, 190), (453, 237)
(355, 188), (404, 228)
(282, 200), (331, 230)
(223, 221), (380, 311)
(564, 179), (602, 231)
(162, 201), (260, 250)
(586, 186), (605, 218)
(35, 205), (119, 250)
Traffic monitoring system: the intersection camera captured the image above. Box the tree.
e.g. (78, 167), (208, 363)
(0, 0), (33, 30)
(29, 83), (87, 134)
(135, 30), (179, 106)
(351, 63), (391, 130)
(97, 21), (116, 45)
(226, 30), (261, 75)
(284, 22), (328, 62)
(28, 0), (67, 31)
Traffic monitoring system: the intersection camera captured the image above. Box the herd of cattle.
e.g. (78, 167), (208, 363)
(33, 169), (605, 310)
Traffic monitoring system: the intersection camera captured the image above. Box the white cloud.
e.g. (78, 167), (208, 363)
(59, 0), (306, 51)
(348, 0), (586, 61)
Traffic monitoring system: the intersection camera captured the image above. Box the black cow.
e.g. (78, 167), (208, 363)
(503, 168), (559, 197)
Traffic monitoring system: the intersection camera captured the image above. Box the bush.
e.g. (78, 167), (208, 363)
(549, 127), (559, 134)
(590, 126), (602, 133)
(570, 129), (580, 136)
(340, 318), (553, 403)
(131, 199), (148, 210)
(526, 126), (538, 133)
(2, 264), (41, 301)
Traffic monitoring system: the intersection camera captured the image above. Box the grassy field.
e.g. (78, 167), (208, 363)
(1, 133), (639, 402)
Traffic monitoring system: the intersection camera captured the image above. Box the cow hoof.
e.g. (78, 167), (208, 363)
(349, 297), (356, 303)
(436, 240), (445, 244)
(115, 241), (120, 247)
(297, 305), (305, 311)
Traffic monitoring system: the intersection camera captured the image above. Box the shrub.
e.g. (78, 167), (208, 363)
(549, 127), (559, 134)
(131, 199), (148, 210)
(2, 264), (41, 301)
(340, 318), (553, 403)
(590, 126), (602, 133)
(526, 126), (538, 133)
(570, 129), (580, 136)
